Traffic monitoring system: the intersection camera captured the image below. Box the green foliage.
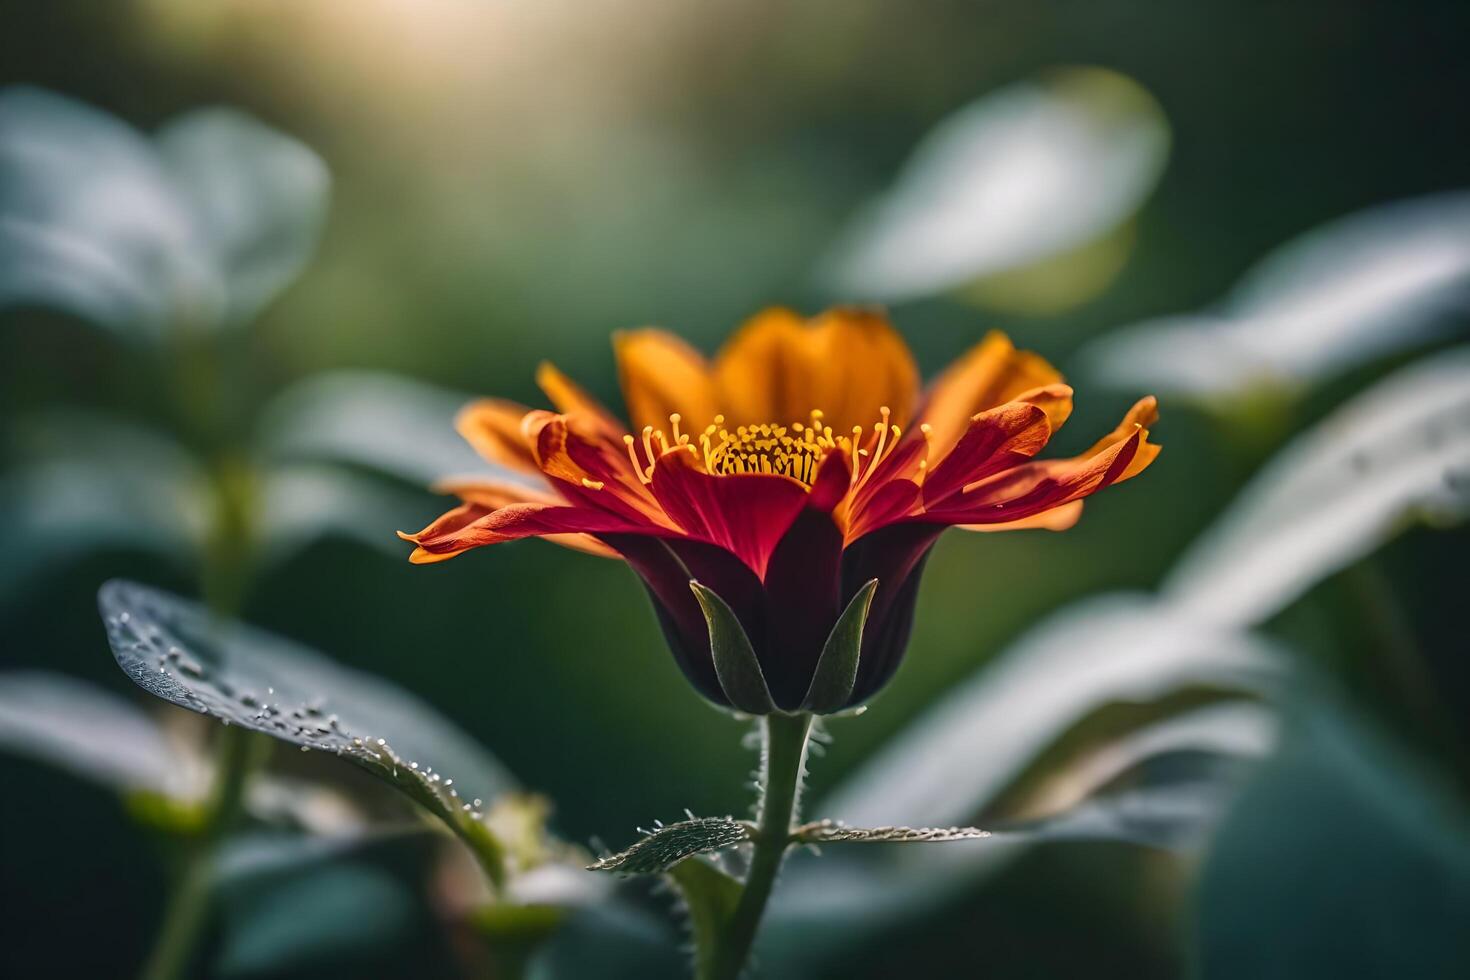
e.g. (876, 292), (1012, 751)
(213, 831), (449, 980)
(100, 580), (516, 885)
(667, 858), (744, 980)
(589, 818), (752, 875)
(793, 821), (991, 844)
(1195, 696), (1470, 979)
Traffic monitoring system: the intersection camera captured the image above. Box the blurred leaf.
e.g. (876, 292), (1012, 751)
(989, 701), (1274, 849)
(100, 580), (517, 877)
(0, 412), (207, 605)
(819, 66), (1168, 303)
(1195, 698), (1470, 979)
(258, 371), (504, 486)
(1085, 191), (1470, 399)
(1163, 346), (1470, 625)
(759, 600), (1278, 965)
(154, 108), (329, 327)
(666, 857), (742, 980)
(765, 707), (1271, 972)
(0, 86), (327, 338)
(0, 85), (208, 337)
(793, 822), (990, 844)
(214, 830), (451, 980)
(254, 463), (435, 567)
(528, 892), (685, 980)
(820, 595), (1277, 828)
(589, 817), (751, 875)
(0, 670), (193, 797)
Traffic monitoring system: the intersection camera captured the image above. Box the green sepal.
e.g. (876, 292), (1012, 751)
(801, 579), (878, 714)
(690, 580), (776, 715)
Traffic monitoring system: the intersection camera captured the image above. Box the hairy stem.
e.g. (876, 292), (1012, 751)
(709, 712), (812, 980)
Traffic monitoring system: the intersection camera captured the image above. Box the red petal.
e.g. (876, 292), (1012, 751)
(808, 449), (852, 512)
(531, 416), (673, 529)
(926, 430), (1143, 526)
(649, 448), (810, 578)
(847, 479), (921, 540)
(404, 501), (662, 558)
(921, 402), (1052, 508)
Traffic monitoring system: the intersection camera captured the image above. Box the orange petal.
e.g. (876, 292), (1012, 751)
(919, 331), (1064, 459)
(405, 500), (663, 558)
(1016, 383), (1074, 433)
(1083, 396), (1160, 482)
(931, 429), (1144, 526)
(424, 475), (618, 558)
(921, 401), (1053, 507)
(615, 329), (720, 434)
(535, 361), (626, 435)
(455, 399), (542, 475)
(529, 415), (674, 528)
(712, 307), (921, 431)
(960, 500), (1084, 533)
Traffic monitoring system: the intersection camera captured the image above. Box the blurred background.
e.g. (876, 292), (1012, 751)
(2, 2), (1468, 978)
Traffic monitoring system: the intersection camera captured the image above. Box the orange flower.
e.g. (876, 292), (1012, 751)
(403, 308), (1158, 710)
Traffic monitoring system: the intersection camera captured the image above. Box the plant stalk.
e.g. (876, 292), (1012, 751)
(140, 723), (262, 980)
(709, 712), (812, 980)
(141, 400), (264, 980)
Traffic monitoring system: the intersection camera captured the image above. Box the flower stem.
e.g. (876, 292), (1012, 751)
(141, 723), (262, 980)
(142, 422), (264, 980)
(710, 712), (812, 980)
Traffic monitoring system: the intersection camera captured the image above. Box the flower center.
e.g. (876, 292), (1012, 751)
(622, 407), (916, 490)
(706, 420), (826, 482)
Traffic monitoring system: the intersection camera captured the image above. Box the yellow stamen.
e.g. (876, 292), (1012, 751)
(623, 434), (652, 485)
(628, 407), (908, 490)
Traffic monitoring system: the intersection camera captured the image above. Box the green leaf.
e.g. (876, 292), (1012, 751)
(763, 598), (1278, 968)
(155, 106), (329, 328)
(819, 67), (1168, 303)
(1, 412), (207, 606)
(1195, 698), (1470, 980)
(823, 596), (1276, 831)
(1163, 345), (1470, 626)
(792, 821), (991, 845)
(0, 670), (189, 797)
(666, 857), (743, 979)
(588, 817), (751, 875)
(689, 582), (775, 715)
(258, 371), (504, 487)
(0, 86), (202, 337)
(532, 899), (686, 980)
(801, 579), (877, 713)
(254, 463), (436, 566)
(100, 580), (517, 884)
(214, 831), (447, 980)
(0, 87), (329, 338)
(1086, 192), (1470, 400)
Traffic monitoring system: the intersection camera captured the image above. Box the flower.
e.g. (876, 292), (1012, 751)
(402, 308), (1158, 712)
